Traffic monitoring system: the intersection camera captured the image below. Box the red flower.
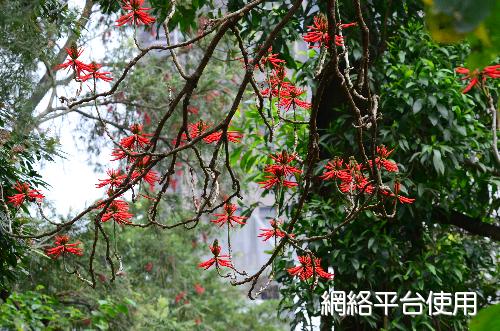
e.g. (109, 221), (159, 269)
(96, 169), (127, 188)
(79, 63), (113, 82)
(339, 173), (374, 194)
(278, 86), (311, 111)
(55, 45), (90, 76)
(116, 0), (155, 26)
(368, 145), (398, 172)
(303, 15), (330, 48)
(203, 130), (243, 144)
(175, 121), (210, 145)
(194, 283), (205, 295)
(120, 124), (152, 149)
(258, 151), (301, 189)
(46, 235), (83, 259)
(261, 67), (293, 97)
(287, 255), (334, 281)
(260, 47), (286, 69)
(394, 181), (415, 204)
(303, 16), (354, 48)
(144, 262), (153, 272)
(259, 170), (299, 190)
(131, 156), (159, 189)
(483, 64), (500, 79)
(100, 200), (133, 225)
(320, 157), (352, 182)
(258, 220), (294, 241)
(339, 22), (357, 29)
(455, 65), (499, 94)
(265, 151), (302, 177)
(175, 291), (186, 304)
(455, 67), (479, 93)
(197, 241), (233, 270)
(211, 203), (247, 227)
(7, 181), (45, 207)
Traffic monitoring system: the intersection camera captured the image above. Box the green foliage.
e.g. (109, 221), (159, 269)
(0, 0), (79, 122)
(274, 20), (498, 330)
(0, 285), (84, 330)
(469, 304), (500, 331)
(0, 129), (57, 291)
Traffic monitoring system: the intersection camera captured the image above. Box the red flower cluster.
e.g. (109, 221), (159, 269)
(261, 67), (292, 97)
(260, 47), (286, 68)
(95, 169), (127, 189)
(278, 86), (311, 111)
(55, 46), (90, 76)
(259, 65), (311, 111)
(100, 199), (134, 225)
(79, 62), (113, 83)
(287, 255), (334, 281)
(259, 151), (302, 189)
(176, 120), (243, 145)
(55, 45), (112, 83)
(322, 156), (372, 194)
(321, 147), (414, 204)
(258, 220), (295, 241)
(116, 0), (155, 26)
(46, 235), (83, 259)
(198, 241), (233, 270)
(211, 202), (247, 227)
(131, 156), (159, 190)
(455, 65), (500, 93)
(303, 15), (357, 48)
(368, 145), (399, 172)
(7, 181), (45, 207)
(119, 124), (151, 149)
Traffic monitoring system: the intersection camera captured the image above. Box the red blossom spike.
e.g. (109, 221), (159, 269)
(287, 255), (334, 281)
(198, 240), (234, 270)
(119, 123), (152, 149)
(258, 151), (301, 189)
(454, 65), (500, 93)
(210, 202), (247, 227)
(278, 85), (311, 111)
(394, 181), (415, 204)
(303, 15), (351, 48)
(303, 15), (330, 48)
(55, 45), (90, 77)
(95, 169), (127, 188)
(7, 181), (45, 207)
(339, 173), (374, 194)
(368, 145), (399, 172)
(46, 235), (83, 259)
(260, 47), (286, 69)
(258, 220), (294, 241)
(130, 156), (159, 189)
(320, 157), (352, 182)
(100, 200), (133, 225)
(203, 130), (243, 144)
(116, 0), (155, 26)
(79, 62), (113, 82)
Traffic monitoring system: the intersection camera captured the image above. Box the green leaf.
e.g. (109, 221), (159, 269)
(413, 99), (424, 114)
(469, 304), (500, 331)
(432, 149), (445, 175)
